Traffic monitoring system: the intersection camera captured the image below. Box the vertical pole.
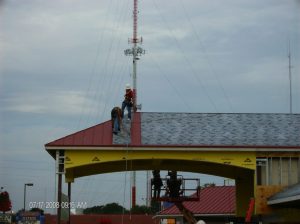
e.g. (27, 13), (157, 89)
(288, 157), (292, 185)
(269, 157), (273, 185)
(235, 170), (255, 217)
(57, 172), (62, 224)
(131, 185), (136, 208)
(68, 182), (71, 224)
(266, 158), (269, 185)
(131, 170), (136, 208)
(133, 0), (137, 44)
(57, 150), (64, 224)
(298, 157), (300, 183)
(131, 0), (138, 210)
(279, 157), (282, 185)
(288, 41), (292, 114)
(124, 0), (145, 209)
(23, 184), (26, 211)
(132, 0), (138, 109)
(133, 59), (137, 109)
(146, 171), (151, 207)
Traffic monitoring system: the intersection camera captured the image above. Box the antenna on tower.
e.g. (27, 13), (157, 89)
(124, 0), (146, 209)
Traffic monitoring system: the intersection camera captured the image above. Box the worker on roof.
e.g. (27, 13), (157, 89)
(121, 84), (133, 120)
(111, 107), (122, 135)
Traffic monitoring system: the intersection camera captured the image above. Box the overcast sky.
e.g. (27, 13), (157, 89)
(0, 0), (299, 213)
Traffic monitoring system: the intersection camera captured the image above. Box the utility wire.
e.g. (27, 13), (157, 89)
(178, 0), (234, 113)
(152, 0), (219, 112)
(148, 55), (192, 111)
(75, 0), (132, 205)
(76, 0), (114, 130)
(74, 0), (118, 202)
(96, 0), (131, 123)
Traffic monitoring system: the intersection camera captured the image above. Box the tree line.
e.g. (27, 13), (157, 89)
(83, 202), (159, 215)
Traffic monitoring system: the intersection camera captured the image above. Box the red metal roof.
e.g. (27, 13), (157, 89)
(45, 120), (113, 147)
(158, 186), (235, 215)
(45, 113), (142, 147)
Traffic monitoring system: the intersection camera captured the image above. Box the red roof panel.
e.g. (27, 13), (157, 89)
(45, 120), (113, 147)
(159, 186), (235, 215)
(46, 113), (143, 147)
(131, 112), (141, 145)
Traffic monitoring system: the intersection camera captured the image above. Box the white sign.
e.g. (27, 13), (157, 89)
(0, 214), (12, 224)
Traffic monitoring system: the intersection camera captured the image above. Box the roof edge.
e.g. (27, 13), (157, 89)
(153, 213), (235, 219)
(45, 144), (300, 151)
(268, 194), (300, 205)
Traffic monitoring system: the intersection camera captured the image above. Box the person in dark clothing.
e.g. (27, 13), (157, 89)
(166, 171), (182, 198)
(152, 170), (163, 199)
(121, 84), (134, 120)
(111, 107), (122, 135)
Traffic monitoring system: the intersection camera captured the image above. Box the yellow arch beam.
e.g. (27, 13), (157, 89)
(65, 149), (255, 174)
(63, 149), (255, 217)
(64, 149), (255, 181)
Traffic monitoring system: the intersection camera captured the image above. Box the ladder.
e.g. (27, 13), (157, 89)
(175, 202), (197, 224)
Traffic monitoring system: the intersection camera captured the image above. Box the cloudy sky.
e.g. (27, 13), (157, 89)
(0, 0), (299, 213)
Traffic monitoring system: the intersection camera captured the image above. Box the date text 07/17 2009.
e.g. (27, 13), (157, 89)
(28, 201), (88, 209)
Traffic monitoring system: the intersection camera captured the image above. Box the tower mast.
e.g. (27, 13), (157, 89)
(125, 0), (145, 110)
(124, 0), (145, 209)
(132, 0), (138, 107)
(288, 40), (292, 114)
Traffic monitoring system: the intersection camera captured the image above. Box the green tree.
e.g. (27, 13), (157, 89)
(83, 205), (103, 214)
(30, 208), (44, 215)
(101, 203), (126, 214)
(83, 203), (128, 214)
(130, 205), (152, 214)
(150, 200), (161, 214)
(202, 183), (216, 188)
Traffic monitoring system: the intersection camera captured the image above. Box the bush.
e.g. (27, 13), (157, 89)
(0, 191), (12, 212)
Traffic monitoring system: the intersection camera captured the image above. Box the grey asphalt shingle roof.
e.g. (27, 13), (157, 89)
(268, 182), (300, 206)
(113, 118), (131, 145)
(140, 113), (300, 147)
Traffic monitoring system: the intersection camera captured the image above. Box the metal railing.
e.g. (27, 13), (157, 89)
(151, 177), (200, 202)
